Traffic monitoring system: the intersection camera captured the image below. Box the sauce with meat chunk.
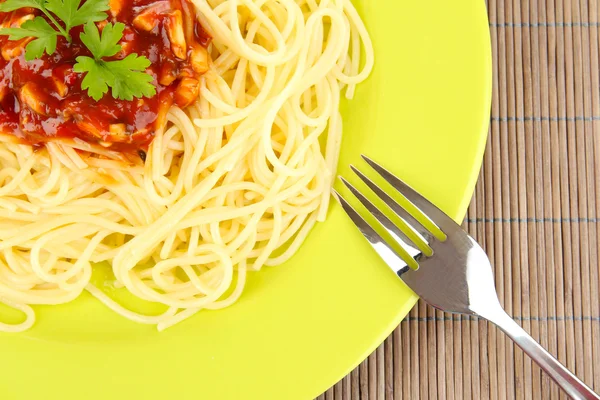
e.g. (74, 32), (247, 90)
(0, 0), (210, 152)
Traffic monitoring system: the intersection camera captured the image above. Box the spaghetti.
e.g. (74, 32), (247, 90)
(0, 0), (373, 332)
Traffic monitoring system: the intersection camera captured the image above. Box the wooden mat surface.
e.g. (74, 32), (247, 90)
(318, 0), (600, 398)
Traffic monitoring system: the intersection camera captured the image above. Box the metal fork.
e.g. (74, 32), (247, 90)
(333, 155), (600, 400)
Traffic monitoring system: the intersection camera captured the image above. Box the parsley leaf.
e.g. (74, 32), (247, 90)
(74, 54), (155, 101)
(0, 17), (58, 60)
(0, 0), (108, 44)
(68, 0), (109, 27)
(102, 54), (155, 100)
(73, 56), (111, 100)
(74, 22), (156, 101)
(25, 33), (58, 60)
(0, 0), (70, 40)
(0, 0), (45, 12)
(79, 19), (123, 59)
(45, 0), (108, 32)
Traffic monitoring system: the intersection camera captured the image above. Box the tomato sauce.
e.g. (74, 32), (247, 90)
(0, 0), (210, 153)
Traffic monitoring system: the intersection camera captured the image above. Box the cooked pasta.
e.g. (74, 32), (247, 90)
(0, 0), (373, 332)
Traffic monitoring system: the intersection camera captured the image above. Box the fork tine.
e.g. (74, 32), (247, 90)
(362, 155), (457, 233)
(339, 177), (422, 261)
(331, 189), (411, 276)
(350, 165), (435, 244)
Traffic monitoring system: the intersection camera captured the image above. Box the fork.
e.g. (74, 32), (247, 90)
(333, 155), (600, 400)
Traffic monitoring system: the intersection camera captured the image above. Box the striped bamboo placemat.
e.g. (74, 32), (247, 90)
(318, 0), (600, 398)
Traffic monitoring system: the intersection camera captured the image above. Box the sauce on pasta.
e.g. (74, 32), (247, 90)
(0, 0), (210, 152)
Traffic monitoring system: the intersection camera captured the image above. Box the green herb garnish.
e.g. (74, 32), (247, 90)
(73, 22), (156, 101)
(0, 0), (109, 57)
(0, 0), (156, 101)
(0, 16), (59, 60)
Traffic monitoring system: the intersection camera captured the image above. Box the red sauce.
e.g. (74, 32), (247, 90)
(0, 0), (211, 153)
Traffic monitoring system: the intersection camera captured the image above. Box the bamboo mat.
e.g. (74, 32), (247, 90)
(317, 0), (600, 398)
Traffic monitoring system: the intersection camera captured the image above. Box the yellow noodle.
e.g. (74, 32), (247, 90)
(0, 0), (373, 332)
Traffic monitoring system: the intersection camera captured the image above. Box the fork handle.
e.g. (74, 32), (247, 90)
(485, 308), (600, 400)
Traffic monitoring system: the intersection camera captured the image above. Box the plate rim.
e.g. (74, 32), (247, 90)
(307, 2), (493, 397)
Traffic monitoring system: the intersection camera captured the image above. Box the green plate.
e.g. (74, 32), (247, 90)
(0, 1), (491, 398)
